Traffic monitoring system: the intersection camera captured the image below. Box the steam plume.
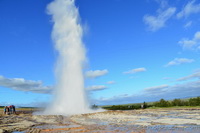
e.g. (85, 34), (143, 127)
(45, 0), (90, 115)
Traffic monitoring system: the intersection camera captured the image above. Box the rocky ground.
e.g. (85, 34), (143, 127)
(0, 108), (200, 133)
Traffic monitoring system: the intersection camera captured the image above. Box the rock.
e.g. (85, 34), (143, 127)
(26, 128), (41, 133)
(0, 129), (7, 133)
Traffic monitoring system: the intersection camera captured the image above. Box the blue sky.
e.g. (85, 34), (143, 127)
(0, 0), (200, 106)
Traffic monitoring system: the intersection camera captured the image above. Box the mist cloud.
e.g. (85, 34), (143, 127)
(45, 0), (92, 115)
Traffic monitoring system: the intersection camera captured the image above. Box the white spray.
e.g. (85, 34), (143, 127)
(45, 0), (91, 115)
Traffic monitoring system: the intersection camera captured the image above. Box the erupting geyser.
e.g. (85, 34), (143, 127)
(45, 0), (91, 115)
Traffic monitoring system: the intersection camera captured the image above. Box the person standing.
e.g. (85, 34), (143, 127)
(3, 106), (7, 114)
(7, 106), (10, 114)
(9, 105), (13, 114)
(12, 105), (16, 114)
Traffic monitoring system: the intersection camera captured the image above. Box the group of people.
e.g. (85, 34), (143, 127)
(4, 105), (16, 115)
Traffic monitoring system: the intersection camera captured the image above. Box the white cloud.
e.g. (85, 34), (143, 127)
(106, 81), (116, 84)
(179, 31), (200, 50)
(86, 85), (107, 91)
(177, 0), (200, 19)
(123, 67), (146, 74)
(177, 71), (200, 81)
(165, 58), (194, 67)
(0, 75), (52, 94)
(144, 84), (169, 93)
(179, 39), (196, 49)
(85, 69), (108, 78)
(184, 21), (192, 28)
(195, 32), (200, 39)
(143, 6), (176, 31)
(154, 0), (168, 9)
(94, 80), (200, 105)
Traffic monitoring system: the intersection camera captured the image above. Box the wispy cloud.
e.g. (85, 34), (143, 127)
(0, 75), (52, 94)
(143, 3), (176, 31)
(94, 80), (200, 105)
(123, 67), (146, 74)
(177, 71), (200, 81)
(145, 80), (200, 99)
(179, 31), (200, 50)
(144, 84), (169, 94)
(86, 85), (107, 91)
(85, 69), (108, 78)
(154, 0), (168, 9)
(177, 0), (200, 19)
(165, 58), (194, 67)
(106, 81), (116, 84)
(184, 21), (192, 28)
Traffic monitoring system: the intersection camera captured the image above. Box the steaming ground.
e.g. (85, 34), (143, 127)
(1, 108), (200, 133)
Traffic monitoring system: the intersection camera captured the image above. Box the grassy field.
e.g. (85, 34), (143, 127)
(147, 106), (200, 109)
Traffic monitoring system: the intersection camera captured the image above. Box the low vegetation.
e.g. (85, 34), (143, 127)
(100, 97), (200, 110)
(153, 97), (200, 107)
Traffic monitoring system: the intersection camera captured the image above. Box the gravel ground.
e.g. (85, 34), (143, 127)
(0, 108), (200, 133)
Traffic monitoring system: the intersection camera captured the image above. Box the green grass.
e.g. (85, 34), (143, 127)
(100, 97), (200, 110)
(148, 106), (200, 109)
